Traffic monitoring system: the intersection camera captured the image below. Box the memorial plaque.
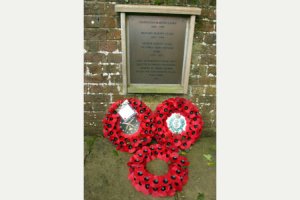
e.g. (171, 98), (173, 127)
(127, 15), (189, 84)
(115, 5), (201, 94)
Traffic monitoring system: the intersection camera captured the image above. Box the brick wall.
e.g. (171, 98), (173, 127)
(84, 0), (216, 136)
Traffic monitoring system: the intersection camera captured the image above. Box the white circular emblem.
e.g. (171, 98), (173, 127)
(166, 113), (186, 134)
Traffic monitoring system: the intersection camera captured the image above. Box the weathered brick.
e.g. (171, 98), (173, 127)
(85, 64), (102, 75)
(198, 77), (216, 85)
(84, 15), (101, 28)
(84, 102), (108, 111)
(100, 17), (117, 28)
(110, 75), (122, 83)
(84, 111), (104, 130)
(106, 29), (121, 40)
(207, 45), (216, 55)
(84, 94), (110, 102)
(204, 33), (216, 44)
(200, 20), (215, 32)
(191, 54), (200, 65)
(88, 85), (119, 94)
(107, 53), (122, 63)
(207, 66), (216, 76)
(100, 64), (121, 73)
(189, 77), (199, 85)
(191, 85), (206, 94)
(112, 94), (142, 102)
(193, 43), (208, 54)
(205, 86), (216, 96)
(191, 95), (216, 104)
(199, 55), (216, 65)
(85, 64), (121, 75)
(84, 75), (107, 83)
(99, 41), (118, 52)
(84, 40), (100, 52)
(84, 85), (88, 93)
(201, 8), (216, 20)
(193, 30), (204, 42)
(84, 28), (106, 41)
(84, 2), (105, 15)
(84, 74), (122, 84)
(104, 3), (116, 16)
(190, 64), (207, 76)
(84, 53), (106, 63)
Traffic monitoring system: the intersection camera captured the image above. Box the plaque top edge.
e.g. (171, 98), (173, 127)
(115, 4), (201, 15)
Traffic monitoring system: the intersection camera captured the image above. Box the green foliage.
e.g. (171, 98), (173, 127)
(113, 149), (119, 157)
(203, 154), (212, 161)
(174, 192), (179, 200)
(154, 0), (163, 5)
(85, 136), (97, 152)
(210, 144), (216, 151)
(190, 0), (199, 5)
(197, 193), (205, 200)
(203, 154), (215, 166)
(84, 136), (98, 164)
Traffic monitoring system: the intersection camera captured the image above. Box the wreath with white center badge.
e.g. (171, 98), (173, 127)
(153, 97), (204, 151)
(102, 98), (153, 153)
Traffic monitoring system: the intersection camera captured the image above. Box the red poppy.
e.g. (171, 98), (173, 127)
(153, 97), (204, 151)
(103, 98), (154, 153)
(127, 144), (189, 197)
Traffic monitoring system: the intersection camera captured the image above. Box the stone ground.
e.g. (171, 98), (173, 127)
(84, 133), (216, 200)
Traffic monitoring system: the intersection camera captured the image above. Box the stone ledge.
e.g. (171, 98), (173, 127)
(115, 4), (201, 15)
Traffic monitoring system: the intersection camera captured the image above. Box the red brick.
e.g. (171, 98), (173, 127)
(85, 64), (102, 75)
(107, 53), (122, 63)
(84, 2), (105, 15)
(84, 75), (107, 83)
(84, 102), (108, 111)
(85, 64), (121, 75)
(84, 111), (104, 128)
(200, 21), (215, 32)
(84, 15), (101, 28)
(100, 17), (117, 28)
(104, 3), (116, 16)
(84, 53), (106, 63)
(84, 94), (110, 102)
(84, 28), (106, 41)
(99, 41), (118, 52)
(88, 85), (119, 94)
(106, 29), (121, 40)
(201, 8), (216, 20)
(84, 40), (100, 52)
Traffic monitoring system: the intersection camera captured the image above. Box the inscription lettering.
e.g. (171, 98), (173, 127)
(128, 15), (188, 84)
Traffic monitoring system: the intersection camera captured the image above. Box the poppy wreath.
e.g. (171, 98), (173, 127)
(103, 98), (154, 153)
(153, 97), (204, 150)
(128, 144), (189, 197)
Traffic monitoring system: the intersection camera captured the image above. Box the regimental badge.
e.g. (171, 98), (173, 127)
(120, 116), (140, 135)
(166, 113), (186, 134)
